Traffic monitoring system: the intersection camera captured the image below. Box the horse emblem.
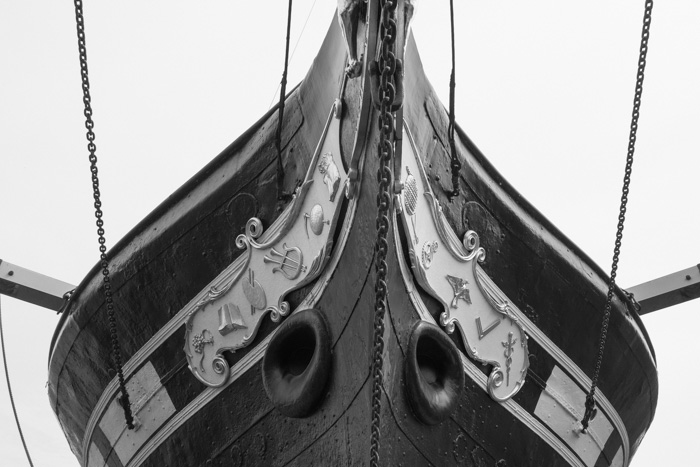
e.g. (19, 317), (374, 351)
(318, 152), (340, 202)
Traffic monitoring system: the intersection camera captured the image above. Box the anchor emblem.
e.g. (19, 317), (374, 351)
(263, 243), (307, 280)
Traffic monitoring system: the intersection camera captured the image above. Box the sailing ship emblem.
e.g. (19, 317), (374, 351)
(263, 243), (307, 280)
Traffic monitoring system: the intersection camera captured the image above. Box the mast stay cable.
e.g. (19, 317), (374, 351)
(268, 0), (319, 109)
(448, 0), (461, 198)
(0, 297), (35, 467)
(581, 0), (654, 432)
(275, 0), (295, 200)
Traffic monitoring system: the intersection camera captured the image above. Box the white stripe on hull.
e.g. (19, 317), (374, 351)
(88, 362), (176, 466)
(393, 214), (626, 467)
(535, 366), (614, 466)
(79, 103), (365, 466)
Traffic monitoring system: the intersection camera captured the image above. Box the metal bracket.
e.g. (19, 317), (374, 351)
(0, 259), (75, 312)
(626, 264), (700, 315)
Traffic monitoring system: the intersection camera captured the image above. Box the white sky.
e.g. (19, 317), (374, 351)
(1, 1), (698, 466)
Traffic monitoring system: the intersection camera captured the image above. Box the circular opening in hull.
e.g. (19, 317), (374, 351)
(277, 327), (316, 378)
(262, 309), (331, 418)
(405, 321), (464, 425)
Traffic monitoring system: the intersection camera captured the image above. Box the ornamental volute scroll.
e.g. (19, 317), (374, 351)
(182, 104), (346, 387)
(398, 124), (529, 402)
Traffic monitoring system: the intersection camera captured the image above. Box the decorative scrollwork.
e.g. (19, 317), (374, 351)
(269, 301), (291, 323)
(182, 102), (346, 388)
(246, 218), (264, 239)
(398, 123), (529, 403)
(439, 312), (456, 335)
(210, 355), (230, 388)
(489, 368), (505, 390)
(235, 233), (250, 250)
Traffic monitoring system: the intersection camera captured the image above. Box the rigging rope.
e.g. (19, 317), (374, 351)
(275, 0), (294, 200)
(370, 1), (398, 465)
(73, 0), (134, 430)
(448, 0), (461, 198)
(581, 0), (654, 432)
(0, 298), (35, 467)
(268, 0), (319, 109)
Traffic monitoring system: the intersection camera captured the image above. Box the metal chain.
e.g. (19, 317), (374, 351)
(448, 0), (460, 198)
(370, 1), (398, 465)
(73, 0), (134, 430)
(581, 0), (653, 432)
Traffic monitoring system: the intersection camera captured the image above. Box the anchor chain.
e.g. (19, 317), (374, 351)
(370, 1), (398, 466)
(73, 0), (134, 430)
(581, 0), (653, 432)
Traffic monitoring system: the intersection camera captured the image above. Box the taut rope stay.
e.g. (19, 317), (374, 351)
(448, 0), (461, 198)
(276, 0), (295, 201)
(0, 297), (34, 466)
(581, 0), (654, 432)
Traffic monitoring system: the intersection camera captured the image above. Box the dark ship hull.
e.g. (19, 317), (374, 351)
(48, 5), (657, 466)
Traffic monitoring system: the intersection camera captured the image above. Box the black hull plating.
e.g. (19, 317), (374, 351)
(49, 10), (656, 467)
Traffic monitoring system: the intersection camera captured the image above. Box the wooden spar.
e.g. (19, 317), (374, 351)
(627, 264), (700, 315)
(0, 259), (74, 312)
